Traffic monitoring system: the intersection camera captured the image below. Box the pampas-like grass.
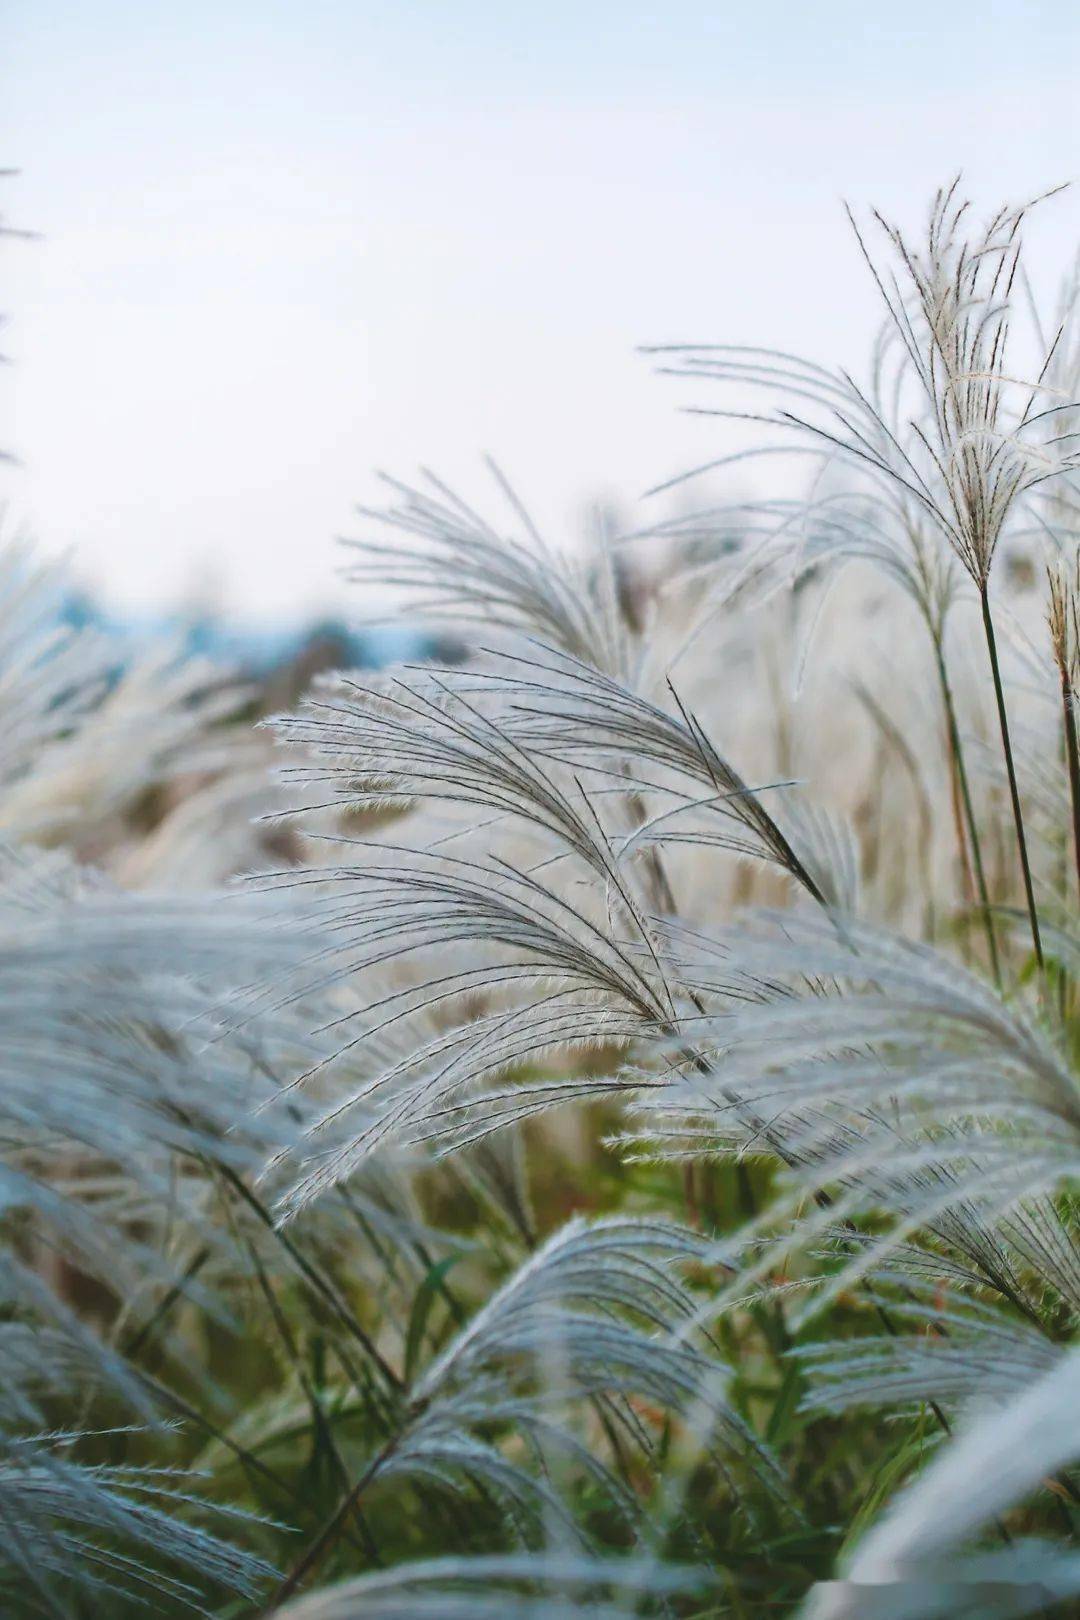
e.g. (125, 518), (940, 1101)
(6, 183), (1080, 1618)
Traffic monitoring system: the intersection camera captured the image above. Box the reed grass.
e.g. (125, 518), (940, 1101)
(4, 183), (1080, 1619)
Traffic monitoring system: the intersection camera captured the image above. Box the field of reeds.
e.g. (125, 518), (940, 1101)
(5, 182), (1080, 1618)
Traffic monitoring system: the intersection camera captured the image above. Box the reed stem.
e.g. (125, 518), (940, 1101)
(933, 634), (1002, 986)
(1060, 668), (1080, 899)
(979, 585), (1043, 970)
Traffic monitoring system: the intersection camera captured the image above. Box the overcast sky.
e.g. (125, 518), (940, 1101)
(4, 2), (1079, 619)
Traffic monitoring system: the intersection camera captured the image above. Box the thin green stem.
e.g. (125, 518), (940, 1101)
(979, 585), (1044, 970)
(214, 1160), (404, 1394)
(265, 1431), (402, 1611)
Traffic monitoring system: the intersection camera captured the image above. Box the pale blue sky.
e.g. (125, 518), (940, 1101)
(4, 3), (1079, 615)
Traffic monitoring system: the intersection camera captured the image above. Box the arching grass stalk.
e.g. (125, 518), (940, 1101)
(979, 584), (1044, 970)
(267, 1432), (402, 1611)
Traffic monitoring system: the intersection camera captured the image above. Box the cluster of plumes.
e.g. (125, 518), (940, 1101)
(8, 183), (1080, 1620)
(262, 187), (1080, 1618)
(645, 180), (1080, 597)
(0, 525), (791, 1609)
(266, 1216), (787, 1613)
(0, 558), (293, 1609)
(261, 640), (862, 1219)
(0, 546), (284, 884)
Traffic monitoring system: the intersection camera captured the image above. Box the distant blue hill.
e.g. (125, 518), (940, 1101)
(57, 592), (452, 677)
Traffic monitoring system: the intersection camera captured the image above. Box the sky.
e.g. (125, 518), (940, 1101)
(3, 2), (1079, 620)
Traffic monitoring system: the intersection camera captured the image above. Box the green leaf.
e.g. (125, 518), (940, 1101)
(404, 1253), (466, 1385)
